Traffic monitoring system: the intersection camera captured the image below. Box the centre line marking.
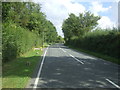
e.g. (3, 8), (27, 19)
(59, 47), (66, 52)
(59, 47), (84, 64)
(106, 78), (120, 89)
(33, 47), (49, 90)
(69, 54), (84, 64)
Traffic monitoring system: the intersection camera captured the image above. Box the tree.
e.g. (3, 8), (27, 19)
(56, 36), (64, 43)
(2, 2), (59, 62)
(62, 11), (100, 44)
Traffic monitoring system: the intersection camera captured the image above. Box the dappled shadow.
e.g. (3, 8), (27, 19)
(3, 44), (119, 88)
(29, 56), (119, 88)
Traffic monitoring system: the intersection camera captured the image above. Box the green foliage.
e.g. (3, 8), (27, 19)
(2, 2), (58, 62)
(68, 45), (119, 64)
(3, 48), (42, 88)
(44, 21), (58, 43)
(2, 22), (42, 62)
(62, 11), (100, 44)
(56, 36), (64, 43)
(62, 11), (119, 63)
(68, 29), (120, 60)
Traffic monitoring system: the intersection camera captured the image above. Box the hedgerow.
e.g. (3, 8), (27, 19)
(68, 29), (120, 59)
(2, 22), (42, 62)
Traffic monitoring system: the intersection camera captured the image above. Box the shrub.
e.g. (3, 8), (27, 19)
(2, 22), (42, 62)
(69, 29), (120, 59)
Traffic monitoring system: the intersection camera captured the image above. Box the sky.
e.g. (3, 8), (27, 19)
(33, 0), (119, 37)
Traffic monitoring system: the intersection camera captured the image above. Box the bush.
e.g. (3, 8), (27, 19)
(68, 29), (120, 59)
(2, 22), (42, 62)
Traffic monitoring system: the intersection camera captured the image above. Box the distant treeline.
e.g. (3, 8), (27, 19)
(62, 12), (120, 61)
(2, 2), (61, 62)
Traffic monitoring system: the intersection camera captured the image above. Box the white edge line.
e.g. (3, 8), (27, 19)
(33, 47), (49, 90)
(69, 54), (84, 64)
(106, 78), (120, 89)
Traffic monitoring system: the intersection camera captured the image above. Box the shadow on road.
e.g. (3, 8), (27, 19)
(3, 44), (119, 88)
(30, 55), (119, 88)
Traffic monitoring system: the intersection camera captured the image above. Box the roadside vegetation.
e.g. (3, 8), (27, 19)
(2, 49), (42, 88)
(2, 2), (58, 63)
(69, 45), (119, 64)
(62, 12), (120, 64)
(2, 2), (63, 88)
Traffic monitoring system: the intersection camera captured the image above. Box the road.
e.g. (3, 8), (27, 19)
(26, 43), (119, 89)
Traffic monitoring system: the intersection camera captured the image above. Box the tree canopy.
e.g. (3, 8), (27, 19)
(2, 2), (58, 43)
(62, 12), (100, 43)
(2, 2), (58, 62)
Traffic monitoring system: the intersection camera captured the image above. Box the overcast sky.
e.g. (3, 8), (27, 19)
(33, 0), (119, 37)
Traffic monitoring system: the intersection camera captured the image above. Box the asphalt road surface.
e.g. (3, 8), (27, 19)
(27, 43), (119, 89)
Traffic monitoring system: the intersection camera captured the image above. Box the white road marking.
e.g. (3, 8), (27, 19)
(59, 47), (84, 64)
(106, 78), (120, 89)
(33, 47), (49, 90)
(59, 47), (66, 52)
(69, 54), (84, 64)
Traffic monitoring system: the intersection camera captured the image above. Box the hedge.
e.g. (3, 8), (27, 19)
(2, 22), (42, 62)
(68, 30), (120, 59)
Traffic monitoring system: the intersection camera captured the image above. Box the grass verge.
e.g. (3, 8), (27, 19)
(68, 45), (119, 65)
(2, 49), (43, 88)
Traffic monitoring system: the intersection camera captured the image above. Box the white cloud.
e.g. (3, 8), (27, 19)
(33, 0), (86, 37)
(98, 16), (116, 29)
(89, 1), (117, 29)
(70, 0), (119, 3)
(33, 0), (117, 36)
(116, 0), (120, 2)
(89, 1), (111, 16)
(110, 2), (118, 27)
